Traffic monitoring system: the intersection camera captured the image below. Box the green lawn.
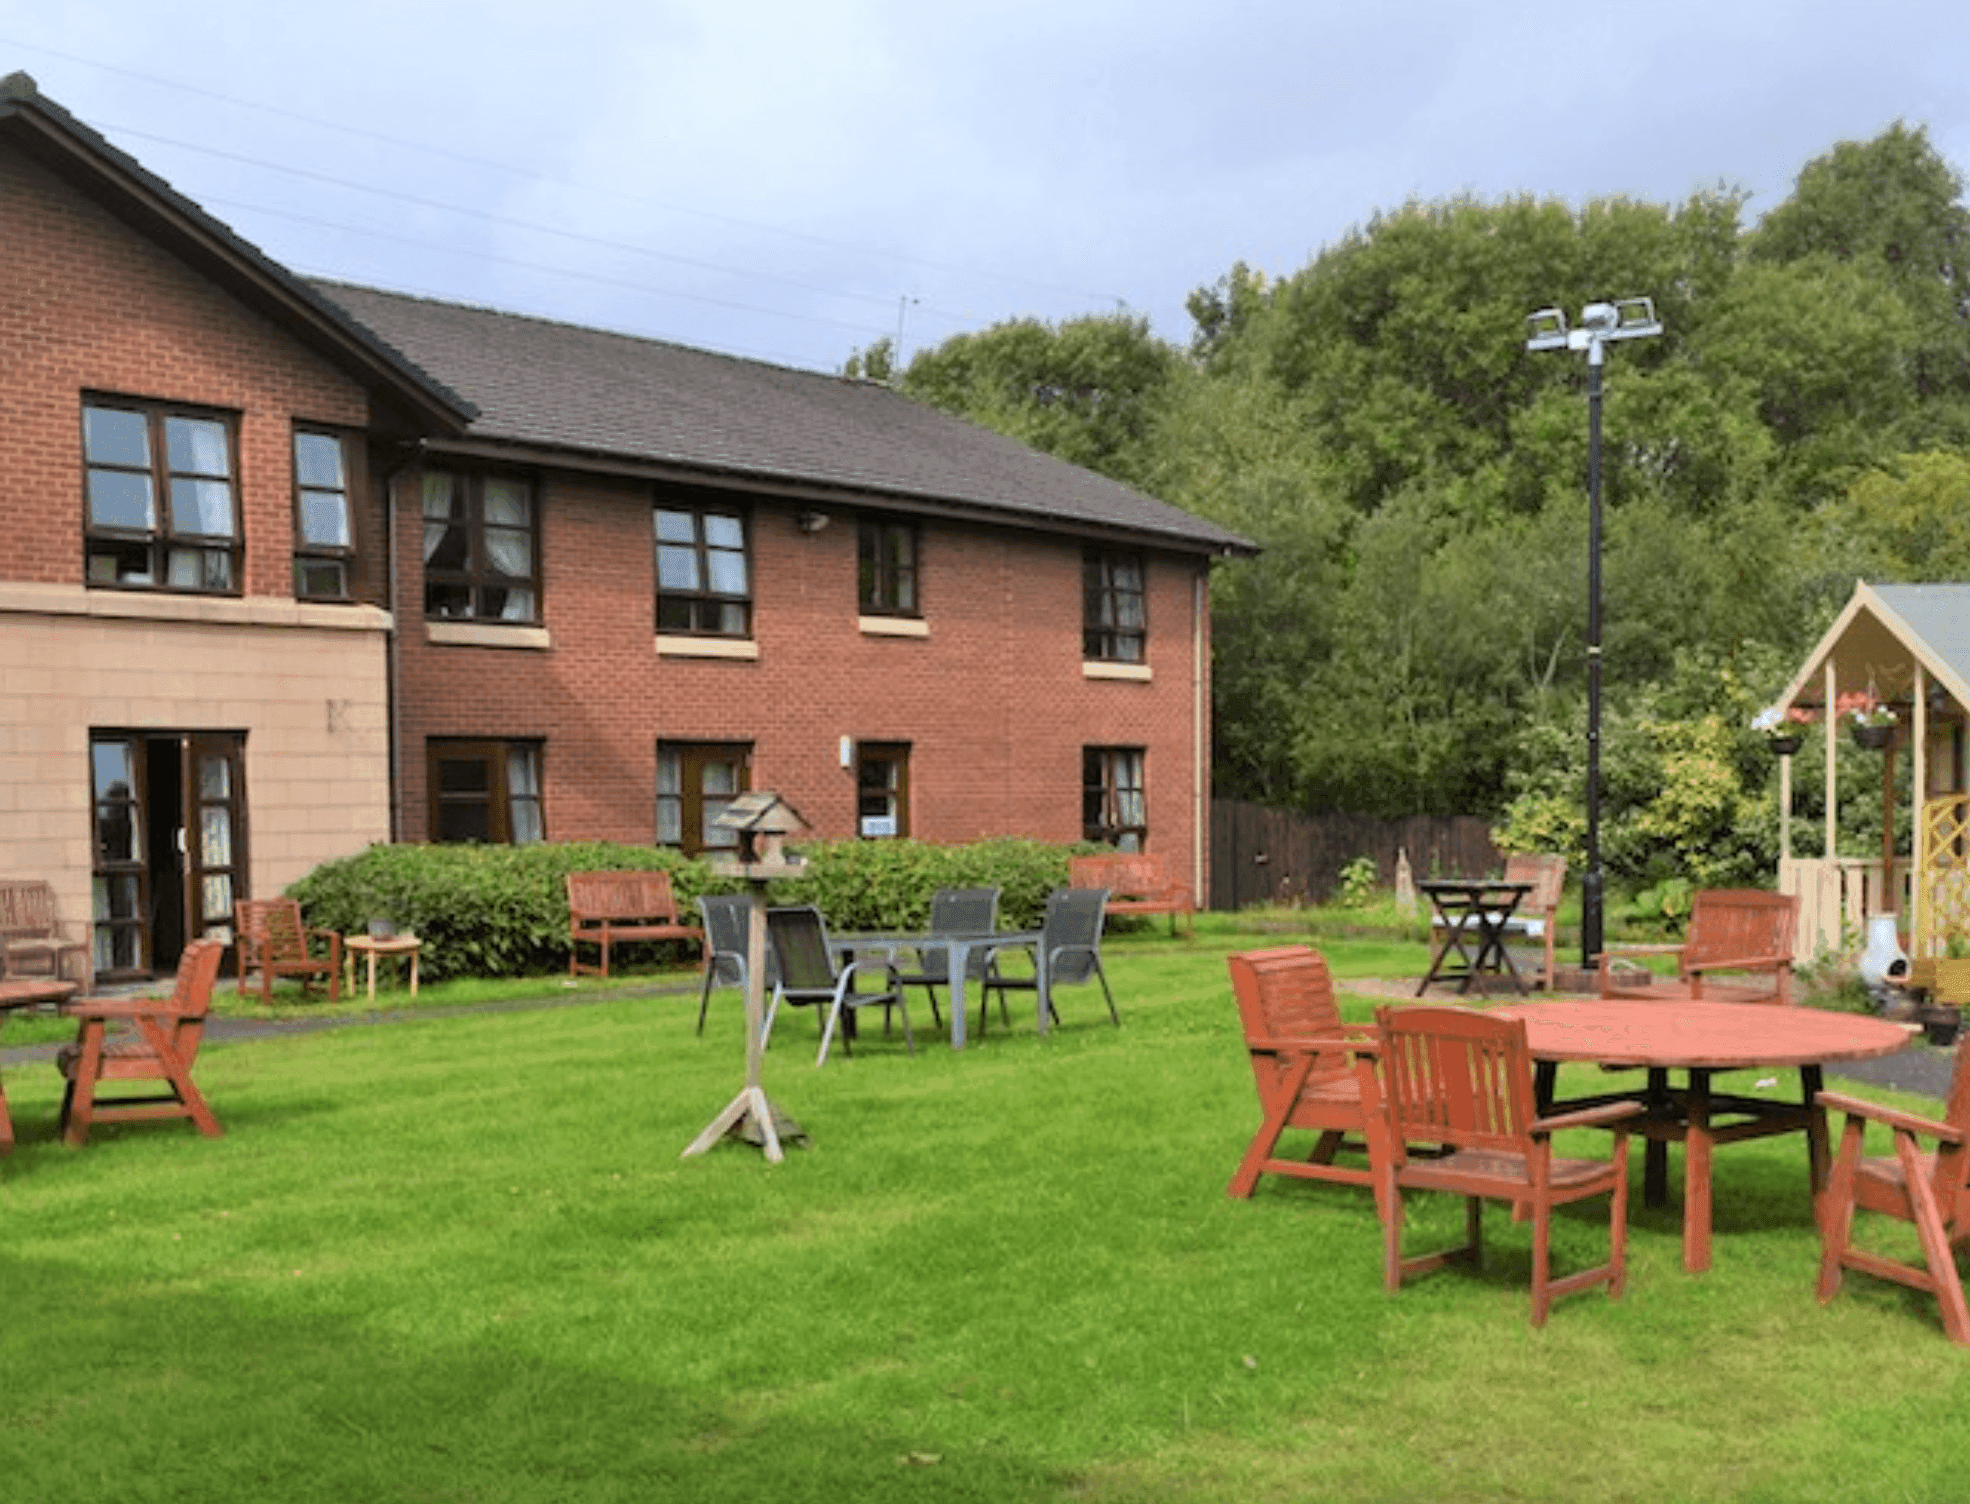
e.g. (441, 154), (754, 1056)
(2, 926), (1966, 1502)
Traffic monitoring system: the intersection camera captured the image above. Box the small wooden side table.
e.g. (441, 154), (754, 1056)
(344, 933), (421, 1001)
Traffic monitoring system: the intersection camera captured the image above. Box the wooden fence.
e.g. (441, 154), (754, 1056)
(1209, 799), (1502, 912)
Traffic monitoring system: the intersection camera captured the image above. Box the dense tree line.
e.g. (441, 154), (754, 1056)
(847, 124), (1970, 891)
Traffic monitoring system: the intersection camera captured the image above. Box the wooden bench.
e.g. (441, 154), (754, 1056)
(1599, 888), (1798, 1006)
(566, 870), (703, 979)
(1069, 852), (1194, 934)
(0, 878), (92, 985)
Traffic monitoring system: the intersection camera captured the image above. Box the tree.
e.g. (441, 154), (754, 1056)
(877, 120), (1970, 876)
(1818, 449), (1970, 581)
(1753, 122), (1970, 404)
(896, 313), (1178, 486)
(841, 336), (895, 384)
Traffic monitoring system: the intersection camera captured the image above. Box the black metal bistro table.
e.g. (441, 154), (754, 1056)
(1415, 879), (1534, 996)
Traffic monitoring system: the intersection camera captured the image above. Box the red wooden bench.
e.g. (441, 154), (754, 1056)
(1069, 852), (1194, 934)
(566, 870), (703, 979)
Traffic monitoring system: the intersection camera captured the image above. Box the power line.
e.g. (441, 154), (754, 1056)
(6, 33), (1129, 310)
(201, 193), (891, 343)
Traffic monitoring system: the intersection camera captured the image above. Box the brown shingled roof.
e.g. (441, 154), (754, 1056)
(314, 280), (1253, 555)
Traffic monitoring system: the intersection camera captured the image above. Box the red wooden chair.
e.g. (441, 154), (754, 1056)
(1368, 1004), (1640, 1326)
(1600, 889), (1797, 1005)
(236, 897), (342, 1004)
(1816, 1045), (1970, 1344)
(1225, 946), (1389, 1214)
(58, 938), (226, 1148)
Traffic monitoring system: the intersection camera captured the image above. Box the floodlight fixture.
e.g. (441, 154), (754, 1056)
(1579, 302), (1620, 334)
(1608, 295), (1662, 340)
(1525, 307), (1569, 351)
(1525, 296), (1661, 357)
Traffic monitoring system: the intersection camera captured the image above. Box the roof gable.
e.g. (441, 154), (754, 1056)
(0, 71), (475, 434)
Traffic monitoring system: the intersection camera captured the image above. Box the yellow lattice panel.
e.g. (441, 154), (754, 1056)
(1917, 795), (1970, 960)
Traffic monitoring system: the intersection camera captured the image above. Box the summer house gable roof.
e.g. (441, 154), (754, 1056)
(1780, 581), (1970, 714)
(314, 281), (1253, 555)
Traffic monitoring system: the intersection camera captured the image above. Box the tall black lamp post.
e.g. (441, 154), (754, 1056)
(1525, 297), (1662, 972)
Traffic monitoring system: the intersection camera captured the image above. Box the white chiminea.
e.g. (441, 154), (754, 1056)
(1857, 913), (1912, 1008)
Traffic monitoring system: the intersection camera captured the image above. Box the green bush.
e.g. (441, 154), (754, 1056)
(764, 837), (1083, 931)
(287, 841), (711, 983)
(286, 837), (1099, 983)
(1335, 854), (1380, 909)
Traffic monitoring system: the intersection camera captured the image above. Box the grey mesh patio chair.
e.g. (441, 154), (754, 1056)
(892, 886), (1001, 1028)
(695, 894), (778, 1036)
(979, 886), (1119, 1036)
(761, 905), (911, 1066)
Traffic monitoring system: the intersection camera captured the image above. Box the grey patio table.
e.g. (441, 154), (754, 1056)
(829, 929), (1047, 1049)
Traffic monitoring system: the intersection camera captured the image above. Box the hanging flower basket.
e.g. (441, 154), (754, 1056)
(1751, 705), (1814, 758)
(1839, 693), (1897, 750)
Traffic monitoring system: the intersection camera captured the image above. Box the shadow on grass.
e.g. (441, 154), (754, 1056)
(0, 1252), (1072, 1504)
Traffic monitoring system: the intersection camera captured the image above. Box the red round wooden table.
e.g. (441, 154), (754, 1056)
(1492, 999), (1912, 1272)
(0, 976), (80, 1152)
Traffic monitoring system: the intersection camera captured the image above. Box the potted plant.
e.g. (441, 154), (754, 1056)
(1924, 937), (1970, 1046)
(1750, 704), (1812, 757)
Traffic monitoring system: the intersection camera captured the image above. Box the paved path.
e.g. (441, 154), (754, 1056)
(8, 973), (1958, 1101)
(0, 978), (694, 1066)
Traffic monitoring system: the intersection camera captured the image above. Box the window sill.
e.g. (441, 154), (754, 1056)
(426, 620), (552, 650)
(1083, 661), (1153, 682)
(656, 635), (760, 661)
(858, 615), (929, 638)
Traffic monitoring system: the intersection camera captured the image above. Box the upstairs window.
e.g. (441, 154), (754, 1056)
(423, 472), (538, 622)
(655, 505), (750, 636)
(1083, 746), (1146, 850)
(1083, 551), (1145, 662)
(858, 518), (919, 616)
(83, 400), (240, 593)
(294, 428), (357, 600)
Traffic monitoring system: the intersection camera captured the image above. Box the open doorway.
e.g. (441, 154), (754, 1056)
(90, 731), (247, 982)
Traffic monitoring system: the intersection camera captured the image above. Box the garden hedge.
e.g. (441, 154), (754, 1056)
(285, 837), (1103, 984)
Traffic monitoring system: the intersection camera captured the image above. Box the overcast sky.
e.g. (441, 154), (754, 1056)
(6, 2), (1968, 374)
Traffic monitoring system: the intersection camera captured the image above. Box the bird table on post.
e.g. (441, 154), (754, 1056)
(682, 791), (810, 1163)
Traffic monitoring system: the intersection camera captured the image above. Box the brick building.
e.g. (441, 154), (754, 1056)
(0, 74), (1251, 982)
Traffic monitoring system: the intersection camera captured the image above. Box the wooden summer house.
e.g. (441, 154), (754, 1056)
(1771, 581), (1970, 978)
